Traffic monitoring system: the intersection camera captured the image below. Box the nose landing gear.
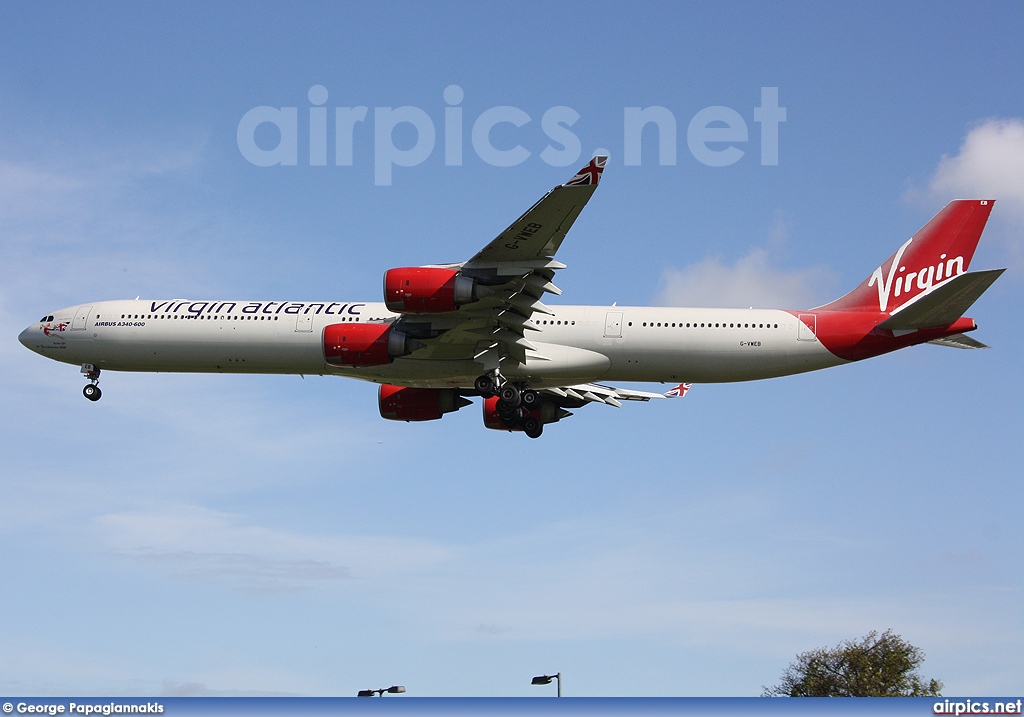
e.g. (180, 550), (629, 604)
(81, 364), (101, 401)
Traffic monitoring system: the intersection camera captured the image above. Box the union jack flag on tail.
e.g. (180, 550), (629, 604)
(564, 155), (607, 186)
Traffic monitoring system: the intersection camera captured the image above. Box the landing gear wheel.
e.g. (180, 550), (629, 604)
(522, 417), (543, 439)
(474, 374), (496, 397)
(497, 402), (520, 420)
(520, 389), (540, 409)
(83, 384), (102, 401)
(498, 384), (521, 408)
(500, 413), (520, 429)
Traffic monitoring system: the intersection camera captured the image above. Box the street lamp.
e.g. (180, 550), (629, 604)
(531, 673), (561, 697)
(357, 685), (406, 697)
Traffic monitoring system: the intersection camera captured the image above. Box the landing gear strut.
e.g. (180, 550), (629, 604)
(81, 364), (101, 402)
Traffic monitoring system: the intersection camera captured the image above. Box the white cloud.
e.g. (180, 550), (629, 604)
(96, 504), (454, 593)
(159, 680), (296, 697)
(0, 137), (204, 226)
(919, 118), (1024, 220)
(653, 247), (834, 309)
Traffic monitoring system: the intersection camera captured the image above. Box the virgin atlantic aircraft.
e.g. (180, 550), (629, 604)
(19, 156), (1003, 438)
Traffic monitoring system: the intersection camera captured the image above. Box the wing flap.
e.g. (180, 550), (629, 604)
(539, 382), (683, 409)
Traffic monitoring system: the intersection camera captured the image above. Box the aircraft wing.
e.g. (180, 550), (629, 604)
(403, 156), (607, 366)
(541, 382), (692, 409)
(465, 155), (607, 265)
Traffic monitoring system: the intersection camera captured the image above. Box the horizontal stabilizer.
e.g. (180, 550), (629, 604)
(927, 333), (990, 350)
(877, 268), (1004, 331)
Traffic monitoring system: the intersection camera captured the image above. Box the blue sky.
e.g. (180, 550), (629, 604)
(1, 1), (1022, 697)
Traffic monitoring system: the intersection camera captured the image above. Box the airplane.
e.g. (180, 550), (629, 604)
(19, 156), (1004, 438)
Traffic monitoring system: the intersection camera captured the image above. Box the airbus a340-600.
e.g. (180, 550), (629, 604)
(20, 156), (1003, 438)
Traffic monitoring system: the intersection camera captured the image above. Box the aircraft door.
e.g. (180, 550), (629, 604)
(295, 315), (313, 332)
(797, 313), (817, 341)
(604, 311), (623, 338)
(71, 305), (93, 330)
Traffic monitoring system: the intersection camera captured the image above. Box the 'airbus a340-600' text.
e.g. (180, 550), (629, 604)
(20, 156), (1003, 438)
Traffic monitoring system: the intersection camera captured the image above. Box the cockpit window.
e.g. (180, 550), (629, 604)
(40, 315), (53, 322)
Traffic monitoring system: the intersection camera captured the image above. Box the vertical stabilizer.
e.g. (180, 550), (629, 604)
(818, 200), (994, 314)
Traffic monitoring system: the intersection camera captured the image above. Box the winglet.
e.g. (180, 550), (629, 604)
(563, 155), (607, 187)
(663, 383), (692, 398)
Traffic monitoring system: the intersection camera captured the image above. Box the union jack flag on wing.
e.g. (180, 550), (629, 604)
(564, 155), (607, 186)
(663, 383), (692, 398)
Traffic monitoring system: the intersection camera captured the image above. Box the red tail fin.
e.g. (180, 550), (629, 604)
(818, 200), (995, 314)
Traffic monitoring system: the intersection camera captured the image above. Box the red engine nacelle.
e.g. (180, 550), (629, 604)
(323, 323), (412, 366)
(378, 384), (471, 422)
(384, 267), (478, 314)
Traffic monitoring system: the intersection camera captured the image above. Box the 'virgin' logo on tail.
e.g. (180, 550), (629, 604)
(868, 239), (966, 314)
(868, 238), (913, 313)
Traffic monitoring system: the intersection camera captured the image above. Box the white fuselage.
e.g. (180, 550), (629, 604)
(19, 298), (845, 388)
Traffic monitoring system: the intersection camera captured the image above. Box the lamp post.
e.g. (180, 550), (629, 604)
(357, 685), (406, 697)
(531, 673), (561, 697)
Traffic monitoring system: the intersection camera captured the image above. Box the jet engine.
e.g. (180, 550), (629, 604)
(323, 323), (416, 366)
(383, 267), (479, 314)
(378, 384), (471, 422)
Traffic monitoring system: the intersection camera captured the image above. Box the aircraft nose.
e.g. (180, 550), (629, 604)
(18, 325), (35, 349)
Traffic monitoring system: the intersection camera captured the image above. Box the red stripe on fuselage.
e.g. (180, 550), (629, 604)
(787, 310), (976, 362)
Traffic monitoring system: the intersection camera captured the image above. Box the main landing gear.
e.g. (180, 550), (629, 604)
(81, 364), (101, 401)
(476, 372), (544, 438)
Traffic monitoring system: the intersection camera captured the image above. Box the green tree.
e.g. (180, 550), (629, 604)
(763, 630), (943, 697)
